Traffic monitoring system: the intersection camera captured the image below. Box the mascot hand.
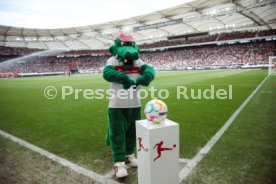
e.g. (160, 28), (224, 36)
(123, 78), (135, 90)
(136, 73), (153, 87)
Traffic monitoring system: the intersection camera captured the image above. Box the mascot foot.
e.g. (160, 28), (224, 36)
(125, 154), (138, 167)
(114, 162), (128, 178)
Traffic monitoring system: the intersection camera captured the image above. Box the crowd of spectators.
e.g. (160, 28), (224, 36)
(0, 46), (42, 56)
(140, 29), (276, 49)
(0, 40), (274, 74)
(141, 41), (275, 70)
(59, 49), (108, 57)
(218, 31), (257, 41)
(139, 34), (218, 49)
(257, 29), (276, 37)
(0, 55), (109, 73)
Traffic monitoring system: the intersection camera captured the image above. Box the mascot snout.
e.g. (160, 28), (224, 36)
(120, 48), (139, 61)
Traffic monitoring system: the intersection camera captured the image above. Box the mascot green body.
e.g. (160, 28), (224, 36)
(103, 33), (155, 178)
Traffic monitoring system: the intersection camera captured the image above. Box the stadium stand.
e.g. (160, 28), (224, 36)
(0, 46), (42, 56)
(0, 38), (275, 74)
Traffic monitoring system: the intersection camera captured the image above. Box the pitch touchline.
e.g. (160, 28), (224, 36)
(178, 75), (270, 183)
(179, 158), (192, 164)
(0, 130), (120, 184)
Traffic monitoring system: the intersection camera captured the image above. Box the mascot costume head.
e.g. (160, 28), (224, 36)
(109, 33), (140, 69)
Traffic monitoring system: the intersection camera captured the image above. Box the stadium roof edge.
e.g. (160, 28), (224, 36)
(0, 0), (275, 50)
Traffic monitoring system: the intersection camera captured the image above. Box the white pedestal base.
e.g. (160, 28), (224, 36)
(136, 119), (179, 184)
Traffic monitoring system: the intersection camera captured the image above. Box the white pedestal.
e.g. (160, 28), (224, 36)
(136, 119), (179, 184)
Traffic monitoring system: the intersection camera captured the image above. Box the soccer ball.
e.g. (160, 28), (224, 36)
(144, 99), (168, 123)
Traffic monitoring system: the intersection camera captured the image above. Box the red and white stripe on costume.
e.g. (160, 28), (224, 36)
(115, 66), (140, 74)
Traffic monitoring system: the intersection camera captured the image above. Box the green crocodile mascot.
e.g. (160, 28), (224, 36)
(103, 32), (155, 178)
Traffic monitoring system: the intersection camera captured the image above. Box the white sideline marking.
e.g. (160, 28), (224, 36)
(179, 158), (191, 164)
(105, 170), (115, 178)
(178, 75), (269, 183)
(104, 158), (192, 178)
(0, 130), (120, 184)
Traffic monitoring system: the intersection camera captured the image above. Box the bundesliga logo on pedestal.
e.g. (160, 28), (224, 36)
(144, 99), (168, 124)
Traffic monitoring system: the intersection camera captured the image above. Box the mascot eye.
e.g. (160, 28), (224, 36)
(122, 42), (134, 46)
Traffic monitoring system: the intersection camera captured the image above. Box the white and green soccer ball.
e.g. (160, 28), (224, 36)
(144, 99), (168, 123)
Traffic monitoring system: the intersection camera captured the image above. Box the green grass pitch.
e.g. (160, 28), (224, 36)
(0, 69), (274, 181)
(184, 73), (276, 184)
